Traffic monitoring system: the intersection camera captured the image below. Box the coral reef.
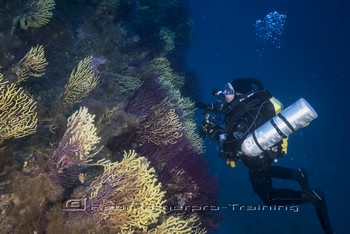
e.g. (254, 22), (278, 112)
(0, 0), (216, 233)
(127, 78), (218, 230)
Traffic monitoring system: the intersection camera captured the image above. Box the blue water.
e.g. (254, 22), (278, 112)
(186, 0), (350, 233)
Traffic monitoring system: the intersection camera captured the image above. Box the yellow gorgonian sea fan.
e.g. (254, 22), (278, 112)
(182, 121), (205, 154)
(51, 106), (100, 170)
(110, 72), (142, 92)
(152, 56), (185, 90)
(63, 56), (100, 108)
(48, 106), (100, 188)
(0, 84), (37, 143)
(12, 0), (56, 33)
(159, 27), (175, 54)
(12, 45), (48, 83)
(0, 73), (8, 90)
(149, 214), (206, 234)
(85, 150), (166, 232)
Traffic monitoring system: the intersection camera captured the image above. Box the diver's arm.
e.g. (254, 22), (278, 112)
(195, 92), (226, 113)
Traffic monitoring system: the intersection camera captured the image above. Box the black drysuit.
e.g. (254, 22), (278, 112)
(220, 92), (334, 234)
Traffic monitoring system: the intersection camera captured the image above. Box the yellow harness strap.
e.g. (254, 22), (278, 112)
(270, 97), (283, 114)
(281, 138), (288, 155)
(226, 159), (236, 168)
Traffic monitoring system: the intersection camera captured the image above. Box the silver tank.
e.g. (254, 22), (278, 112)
(241, 98), (318, 157)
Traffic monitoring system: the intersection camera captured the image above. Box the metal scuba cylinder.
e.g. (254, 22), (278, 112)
(241, 98), (318, 157)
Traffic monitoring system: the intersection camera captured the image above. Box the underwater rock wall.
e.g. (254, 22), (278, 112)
(0, 0), (218, 233)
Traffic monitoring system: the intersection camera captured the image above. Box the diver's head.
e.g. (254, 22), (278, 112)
(223, 82), (235, 103)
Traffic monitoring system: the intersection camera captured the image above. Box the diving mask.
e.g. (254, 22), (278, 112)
(223, 82), (235, 95)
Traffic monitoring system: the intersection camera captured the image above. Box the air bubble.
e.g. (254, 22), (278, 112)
(254, 11), (287, 48)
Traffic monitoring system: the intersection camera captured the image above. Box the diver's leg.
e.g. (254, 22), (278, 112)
(270, 165), (310, 191)
(269, 168), (334, 233)
(269, 188), (334, 233)
(302, 188), (334, 234)
(249, 168), (334, 233)
(249, 168), (305, 205)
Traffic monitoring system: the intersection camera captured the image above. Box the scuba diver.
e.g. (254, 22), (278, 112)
(196, 78), (334, 234)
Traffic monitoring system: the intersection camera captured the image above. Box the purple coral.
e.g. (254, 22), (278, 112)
(126, 78), (219, 230)
(126, 76), (168, 117)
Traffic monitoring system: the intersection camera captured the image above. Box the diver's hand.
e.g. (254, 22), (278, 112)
(195, 101), (218, 114)
(211, 89), (222, 96)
